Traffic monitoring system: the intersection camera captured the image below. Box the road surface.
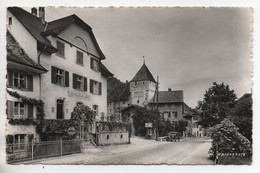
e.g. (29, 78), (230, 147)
(81, 137), (213, 165)
(21, 136), (213, 165)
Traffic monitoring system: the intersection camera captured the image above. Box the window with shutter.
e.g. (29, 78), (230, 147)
(13, 72), (27, 89)
(90, 58), (99, 72)
(73, 73), (84, 91)
(51, 66), (69, 87)
(76, 51), (83, 65)
(90, 80), (99, 95)
(56, 41), (65, 57)
(13, 102), (26, 118)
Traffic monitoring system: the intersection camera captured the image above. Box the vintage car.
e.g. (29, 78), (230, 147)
(166, 132), (181, 142)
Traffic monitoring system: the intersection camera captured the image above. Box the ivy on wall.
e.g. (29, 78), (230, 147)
(7, 90), (45, 127)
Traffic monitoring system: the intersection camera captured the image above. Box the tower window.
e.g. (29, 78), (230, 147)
(137, 100), (139, 104)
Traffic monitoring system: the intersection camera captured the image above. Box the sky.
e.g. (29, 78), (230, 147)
(40, 7), (252, 108)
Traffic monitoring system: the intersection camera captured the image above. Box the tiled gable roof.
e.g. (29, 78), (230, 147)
(131, 63), (156, 83)
(42, 14), (106, 60)
(107, 82), (130, 102)
(149, 90), (184, 104)
(8, 7), (57, 53)
(100, 63), (113, 77)
(7, 31), (47, 72)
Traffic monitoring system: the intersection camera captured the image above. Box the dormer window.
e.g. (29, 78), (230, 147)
(56, 41), (65, 57)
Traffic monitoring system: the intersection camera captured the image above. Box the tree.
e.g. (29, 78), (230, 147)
(197, 82), (237, 128)
(70, 102), (94, 123)
(228, 94), (252, 142)
(175, 121), (188, 133)
(132, 106), (162, 136)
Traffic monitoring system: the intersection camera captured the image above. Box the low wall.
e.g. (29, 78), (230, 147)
(97, 132), (130, 146)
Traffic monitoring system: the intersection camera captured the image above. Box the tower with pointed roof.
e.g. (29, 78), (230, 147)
(130, 62), (156, 106)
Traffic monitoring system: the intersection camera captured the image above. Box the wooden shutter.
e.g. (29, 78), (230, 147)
(7, 101), (14, 119)
(90, 58), (94, 69)
(99, 82), (102, 95)
(90, 80), (93, 93)
(73, 73), (77, 89)
(6, 135), (14, 144)
(84, 77), (88, 91)
(7, 70), (13, 87)
(27, 104), (34, 119)
(65, 71), (69, 87)
(51, 66), (56, 84)
(27, 74), (33, 91)
(28, 134), (34, 143)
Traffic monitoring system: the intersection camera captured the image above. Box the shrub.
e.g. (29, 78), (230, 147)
(210, 119), (252, 164)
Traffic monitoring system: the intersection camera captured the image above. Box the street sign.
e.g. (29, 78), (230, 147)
(67, 127), (76, 136)
(145, 123), (153, 128)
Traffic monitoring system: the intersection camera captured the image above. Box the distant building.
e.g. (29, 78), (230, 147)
(107, 62), (156, 118)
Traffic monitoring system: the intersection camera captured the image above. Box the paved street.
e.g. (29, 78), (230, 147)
(21, 136), (214, 165)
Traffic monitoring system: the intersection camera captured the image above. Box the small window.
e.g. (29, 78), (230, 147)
(56, 69), (64, 85)
(90, 58), (100, 72)
(51, 66), (69, 87)
(56, 41), (65, 57)
(106, 135), (109, 140)
(13, 72), (26, 89)
(90, 79), (102, 95)
(9, 17), (12, 25)
(137, 100), (139, 104)
(14, 102), (26, 118)
(76, 51), (83, 65)
(135, 81), (137, 85)
(14, 134), (26, 150)
(120, 134), (123, 139)
(93, 105), (98, 118)
(73, 74), (84, 91)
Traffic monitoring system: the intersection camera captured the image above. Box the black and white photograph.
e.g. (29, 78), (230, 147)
(2, 5), (254, 167)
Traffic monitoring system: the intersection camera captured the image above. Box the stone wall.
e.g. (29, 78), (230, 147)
(97, 132), (130, 146)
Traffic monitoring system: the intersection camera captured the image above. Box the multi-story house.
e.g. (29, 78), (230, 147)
(6, 7), (112, 140)
(6, 30), (47, 148)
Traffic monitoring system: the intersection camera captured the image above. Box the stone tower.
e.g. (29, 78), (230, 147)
(129, 62), (156, 106)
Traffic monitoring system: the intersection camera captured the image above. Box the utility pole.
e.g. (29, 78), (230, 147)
(156, 76), (159, 140)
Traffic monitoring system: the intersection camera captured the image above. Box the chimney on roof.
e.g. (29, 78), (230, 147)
(168, 88), (171, 91)
(126, 80), (128, 83)
(31, 7), (37, 16)
(39, 7), (45, 24)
